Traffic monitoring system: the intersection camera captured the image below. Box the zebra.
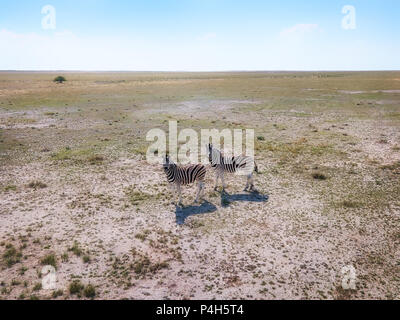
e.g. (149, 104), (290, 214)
(163, 154), (206, 205)
(207, 143), (258, 192)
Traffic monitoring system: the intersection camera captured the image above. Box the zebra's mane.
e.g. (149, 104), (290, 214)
(164, 156), (177, 171)
(210, 146), (248, 166)
(210, 146), (225, 165)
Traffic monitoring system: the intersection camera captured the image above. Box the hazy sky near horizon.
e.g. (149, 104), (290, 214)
(0, 0), (399, 71)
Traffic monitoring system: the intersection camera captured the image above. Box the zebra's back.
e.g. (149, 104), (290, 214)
(170, 164), (206, 185)
(215, 155), (253, 174)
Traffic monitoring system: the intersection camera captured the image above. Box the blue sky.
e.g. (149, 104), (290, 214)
(0, 0), (399, 70)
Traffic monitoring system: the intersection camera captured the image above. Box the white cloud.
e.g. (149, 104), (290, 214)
(280, 24), (320, 37)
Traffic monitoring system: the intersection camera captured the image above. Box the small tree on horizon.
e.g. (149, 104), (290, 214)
(54, 76), (66, 84)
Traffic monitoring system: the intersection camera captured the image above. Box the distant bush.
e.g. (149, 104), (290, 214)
(340, 200), (361, 208)
(54, 76), (66, 83)
(312, 172), (327, 180)
(28, 181), (47, 190)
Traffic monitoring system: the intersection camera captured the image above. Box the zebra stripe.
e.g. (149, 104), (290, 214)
(164, 162), (206, 185)
(207, 143), (258, 191)
(208, 144), (255, 175)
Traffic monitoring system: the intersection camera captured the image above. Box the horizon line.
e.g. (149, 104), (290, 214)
(0, 69), (399, 73)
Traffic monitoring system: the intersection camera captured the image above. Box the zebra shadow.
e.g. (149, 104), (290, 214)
(175, 200), (217, 225)
(220, 190), (269, 207)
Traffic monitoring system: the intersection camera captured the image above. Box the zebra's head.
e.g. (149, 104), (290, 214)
(163, 154), (170, 169)
(163, 154), (175, 171)
(206, 143), (213, 162)
(207, 143), (221, 165)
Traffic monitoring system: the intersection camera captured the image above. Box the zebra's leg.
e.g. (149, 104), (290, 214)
(169, 183), (177, 203)
(177, 183), (182, 206)
(244, 174), (250, 191)
(200, 181), (205, 199)
(248, 173), (255, 191)
(214, 172), (220, 191)
(195, 181), (204, 203)
(221, 172), (227, 191)
(245, 174), (255, 191)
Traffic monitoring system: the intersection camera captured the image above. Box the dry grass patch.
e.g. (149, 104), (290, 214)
(312, 172), (328, 180)
(27, 181), (47, 190)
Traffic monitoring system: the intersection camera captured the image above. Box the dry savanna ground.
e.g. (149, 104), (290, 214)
(0, 71), (399, 300)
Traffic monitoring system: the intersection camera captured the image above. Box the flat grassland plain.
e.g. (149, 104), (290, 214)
(0, 71), (399, 300)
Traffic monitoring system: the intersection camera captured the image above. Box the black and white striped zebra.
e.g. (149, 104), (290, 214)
(163, 154), (206, 205)
(207, 143), (258, 191)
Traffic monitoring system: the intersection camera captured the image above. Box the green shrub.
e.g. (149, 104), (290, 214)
(83, 284), (96, 298)
(69, 241), (83, 256)
(3, 245), (22, 267)
(52, 289), (63, 298)
(33, 283), (42, 291)
(54, 76), (66, 83)
(41, 254), (57, 268)
(69, 280), (84, 295)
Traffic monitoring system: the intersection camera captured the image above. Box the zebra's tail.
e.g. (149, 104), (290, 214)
(254, 160), (259, 174)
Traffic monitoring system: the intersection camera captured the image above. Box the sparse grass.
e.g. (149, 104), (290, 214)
(61, 253), (69, 262)
(11, 279), (21, 286)
(135, 230), (150, 241)
(68, 241), (83, 257)
(27, 181), (47, 190)
(4, 185), (17, 192)
(51, 147), (106, 165)
(188, 219), (205, 228)
(381, 162), (400, 173)
(2, 244), (22, 267)
(256, 138), (339, 165)
(132, 145), (148, 156)
(340, 200), (362, 208)
(33, 283), (42, 291)
(1, 287), (10, 295)
(312, 172), (327, 180)
(130, 249), (169, 278)
(1, 71), (399, 300)
(41, 254), (57, 268)
(83, 284), (96, 298)
(52, 289), (63, 298)
(87, 155), (104, 165)
(69, 280), (84, 296)
(125, 189), (153, 205)
(19, 266), (28, 275)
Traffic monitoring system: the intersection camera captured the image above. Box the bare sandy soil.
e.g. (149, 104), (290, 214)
(0, 71), (399, 300)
